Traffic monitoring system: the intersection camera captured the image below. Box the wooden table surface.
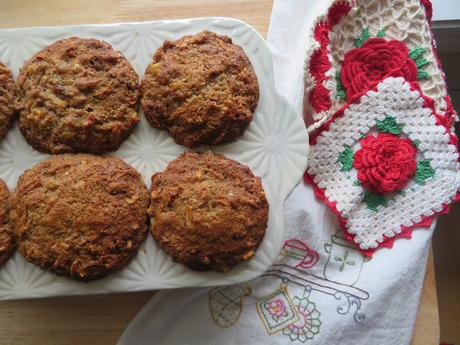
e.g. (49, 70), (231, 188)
(0, 1), (440, 344)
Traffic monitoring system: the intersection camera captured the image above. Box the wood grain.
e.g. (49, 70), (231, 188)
(411, 249), (440, 345)
(0, 1), (439, 344)
(0, 0), (272, 36)
(0, 292), (154, 345)
(433, 202), (460, 344)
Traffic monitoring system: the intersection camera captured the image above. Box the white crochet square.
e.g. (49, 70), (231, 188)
(307, 77), (460, 250)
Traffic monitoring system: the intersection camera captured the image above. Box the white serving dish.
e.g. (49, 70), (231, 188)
(0, 17), (308, 300)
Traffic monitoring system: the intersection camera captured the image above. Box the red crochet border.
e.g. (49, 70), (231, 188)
(305, 77), (460, 256)
(420, 0), (433, 22)
(306, 0), (456, 129)
(420, 0), (457, 128)
(305, 172), (460, 256)
(306, 1), (352, 114)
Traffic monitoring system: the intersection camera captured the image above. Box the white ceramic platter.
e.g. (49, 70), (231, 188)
(0, 17), (308, 300)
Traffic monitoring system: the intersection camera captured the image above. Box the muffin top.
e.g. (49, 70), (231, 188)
(141, 31), (259, 148)
(15, 37), (139, 154)
(0, 63), (15, 143)
(149, 151), (268, 272)
(12, 154), (149, 281)
(0, 179), (15, 267)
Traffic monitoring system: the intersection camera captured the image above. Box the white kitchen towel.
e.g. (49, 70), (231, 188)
(117, 1), (434, 344)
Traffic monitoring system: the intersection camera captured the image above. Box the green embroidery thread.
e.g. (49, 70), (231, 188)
(355, 28), (370, 48)
(282, 290), (322, 341)
(376, 115), (404, 135)
(353, 180), (361, 186)
(337, 145), (354, 171)
(363, 191), (387, 211)
(409, 47), (430, 80)
(412, 139), (421, 148)
(415, 160), (435, 185)
(334, 250), (356, 272)
(336, 71), (347, 100)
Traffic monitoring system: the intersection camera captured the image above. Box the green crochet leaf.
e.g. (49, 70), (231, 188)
(409, 47), (430, 80)
(415, 160), (435, 185)
(335, 71), (347, 100)
(397, 189), (407, 197)
(355, 28), (370, 48)
(337, 145), (354, 172)
(376, 28), (385, 38)
(417, 70), (429, 80)
(409, 47), (426, 60)
(363, 191), (387, 211)
(337, 90), (347, 100)
(376, 115), (404, 135)
(414, 57), (429, 68)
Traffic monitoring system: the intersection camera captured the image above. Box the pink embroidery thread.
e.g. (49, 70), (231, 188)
(282, 239), (320, 269)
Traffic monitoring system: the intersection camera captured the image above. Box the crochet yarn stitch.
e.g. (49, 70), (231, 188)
(341, 38), (419, 101)
(353, 133), (417, 195)
(304, 0), (456, 133)
(305, 77), (460, 254)
(303, 0), (460, 254)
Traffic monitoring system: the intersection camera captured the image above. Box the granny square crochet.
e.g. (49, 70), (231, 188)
(303, 0), (460, 254)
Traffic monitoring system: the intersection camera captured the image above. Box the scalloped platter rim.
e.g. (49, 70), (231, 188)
(0, 17), (309, 300)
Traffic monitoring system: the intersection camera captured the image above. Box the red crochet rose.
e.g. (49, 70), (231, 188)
(341, 38), (418, 99)
(353, 133), (417, 194)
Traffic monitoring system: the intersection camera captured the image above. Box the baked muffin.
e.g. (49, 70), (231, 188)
(0, 180), (15, 267)
(141, 31), (259, 148)
(149, 151), (268, 272)
(0, 63), (15, 143)
(12, 154), (149, 281)
(15, 37), (139, 154)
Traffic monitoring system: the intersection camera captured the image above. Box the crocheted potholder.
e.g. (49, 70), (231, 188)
(303, 0), (460, 254)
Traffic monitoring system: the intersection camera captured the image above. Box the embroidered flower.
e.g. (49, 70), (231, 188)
(266, 299), (287, 319)
(353, 133), (417, 194)
(341, 38), (418, 99)
(283, 295), (321, 342)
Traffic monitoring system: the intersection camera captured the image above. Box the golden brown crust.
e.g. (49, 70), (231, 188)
(15, 37), (139, 154)
(0, 180), (15, 267)
(0, 63), (15, 143)
(12, 154), (149, 281)
(149, 151), (268, 272)
(141, 31), (259, 148)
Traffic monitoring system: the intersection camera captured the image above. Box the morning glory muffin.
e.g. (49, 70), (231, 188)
(0, 63), (15, 142)
(141, 31), (259, 148)
(0, 179), (15, 267)
(149, 151), (268, 272)
(15, 37), (139, 154)
(12, 154), (149, 281)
